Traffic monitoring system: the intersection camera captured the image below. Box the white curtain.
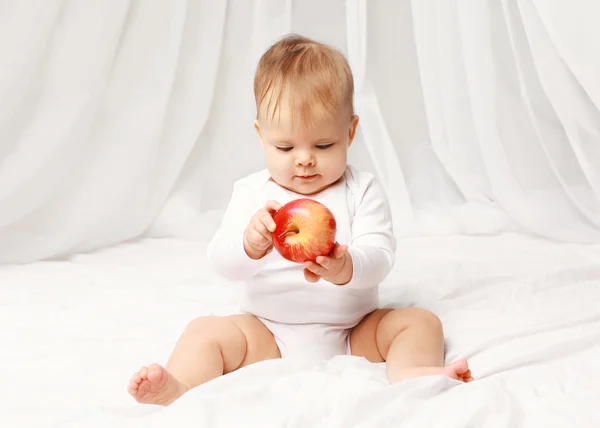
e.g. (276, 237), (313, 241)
(0, 0), (228, 264)
(410, 0), (600, 243)
(1, 0), (599, 265)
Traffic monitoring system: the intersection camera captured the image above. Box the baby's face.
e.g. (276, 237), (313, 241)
(255, 105), (358, 195)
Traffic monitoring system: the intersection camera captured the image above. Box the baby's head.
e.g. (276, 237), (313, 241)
(253, 34), (359, 195)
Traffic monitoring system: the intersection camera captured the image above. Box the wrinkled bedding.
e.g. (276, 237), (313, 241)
(2, 234), (599, 427)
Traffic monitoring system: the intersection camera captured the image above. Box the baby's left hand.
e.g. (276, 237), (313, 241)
(303, 243), (353, 285)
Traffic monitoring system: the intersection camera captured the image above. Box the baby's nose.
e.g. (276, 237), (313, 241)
(295, 152), (315, 166)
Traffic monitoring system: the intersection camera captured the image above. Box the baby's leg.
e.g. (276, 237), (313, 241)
(128, 314), (280, 405)
(350, 308), (473, 384)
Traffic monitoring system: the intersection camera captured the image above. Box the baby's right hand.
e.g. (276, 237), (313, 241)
(243, 200), (282, 260)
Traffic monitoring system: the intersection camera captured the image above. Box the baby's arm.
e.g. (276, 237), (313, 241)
(207, 181), (270, 281)
(302, 174), (396, 287)
(343, 175), (396, 289)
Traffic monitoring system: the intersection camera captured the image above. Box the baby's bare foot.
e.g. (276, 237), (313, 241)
(441, 359), (473, 382)
(389, 359), (474, 383)
(127, 363), (187, 406)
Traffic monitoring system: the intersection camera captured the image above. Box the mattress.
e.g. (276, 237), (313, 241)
(2, 234), (600, 427)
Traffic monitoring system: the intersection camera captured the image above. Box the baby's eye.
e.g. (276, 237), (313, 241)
(276, 146), (293, 152)
(316, 143), (334, 150)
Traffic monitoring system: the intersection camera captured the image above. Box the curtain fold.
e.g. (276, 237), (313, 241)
(1, 0), (599, 265)
(0, 0), (228, 263)
(345, 0), (416, 237)
(411, 0), (600, 243)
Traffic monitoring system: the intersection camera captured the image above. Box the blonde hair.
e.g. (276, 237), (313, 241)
(254, 34), (354, 127)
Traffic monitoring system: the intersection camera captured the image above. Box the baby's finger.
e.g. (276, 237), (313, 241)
(303, 268), (320, 283)
(250, 227), (270, 249)
(315, 255), (331, 268)
(332, 243), (348, 259)
(264, 200), (282, 213)
(304, 261), (324, 276)
(253, 220), (272, 242)
(259, 211), (277, 233)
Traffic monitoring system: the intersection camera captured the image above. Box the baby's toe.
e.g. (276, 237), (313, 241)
(451, 359), (469, 374)
(147, 364), (164, 383)
(127, 376), (142, 394)
(138, 366), (149, 379)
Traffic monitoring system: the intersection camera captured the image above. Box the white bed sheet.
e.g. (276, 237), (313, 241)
(1, 234), (600, 427)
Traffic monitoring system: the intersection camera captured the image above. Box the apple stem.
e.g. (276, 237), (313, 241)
(278, 229), (299, 239)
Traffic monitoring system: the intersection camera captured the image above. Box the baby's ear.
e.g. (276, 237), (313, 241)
(253, 120), (264, 147)
(348, 115), (359, 147)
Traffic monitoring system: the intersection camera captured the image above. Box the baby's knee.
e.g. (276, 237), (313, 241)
(381, 307), (442, 335)
(185, 316), (241, 342)
(405, 307), (443, 334)
(186, 315), (221, 331)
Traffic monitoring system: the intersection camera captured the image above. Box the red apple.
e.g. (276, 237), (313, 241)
(272, 198), (336, 263)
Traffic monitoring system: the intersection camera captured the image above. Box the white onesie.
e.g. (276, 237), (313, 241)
(207, 165), (396, 361)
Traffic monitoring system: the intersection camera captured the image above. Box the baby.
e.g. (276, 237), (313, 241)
(128, 34), (472, 406)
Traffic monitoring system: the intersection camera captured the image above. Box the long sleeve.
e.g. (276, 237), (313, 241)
(207, 180), (267, 281)
(343, 175), (396, 289)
